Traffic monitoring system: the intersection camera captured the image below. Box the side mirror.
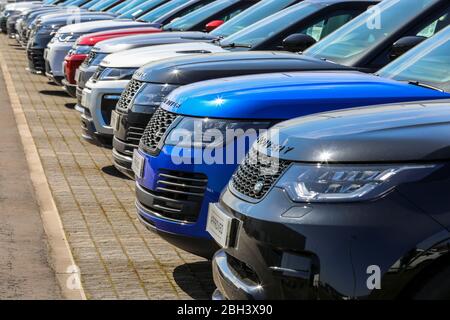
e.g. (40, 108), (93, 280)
(205, 20), (224, 32)
(390, 36), (426, 60)
(282, 34), (316, 52)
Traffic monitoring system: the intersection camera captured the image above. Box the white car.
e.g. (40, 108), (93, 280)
(44, 19), (148, 84)
(80, 41), (226, 146)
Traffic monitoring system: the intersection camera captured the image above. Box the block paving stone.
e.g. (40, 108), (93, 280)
(0, 35), (215, 300)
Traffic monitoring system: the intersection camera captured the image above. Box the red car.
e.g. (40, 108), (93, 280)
(63, 27), (162, 97)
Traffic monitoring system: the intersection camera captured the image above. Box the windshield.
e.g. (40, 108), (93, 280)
(211, 0), (299, 38)
(81, 0), (103, 9)
(220, 1), (324, 48)
(135, 0), (187, 22)
(378, 27), (450, 92)
(108, 0), (133, 13)
(115, 0), (149, 15)
(120, 0), (166, 19)
(163, 0), (251, 32)
(304, 0), (442, 66)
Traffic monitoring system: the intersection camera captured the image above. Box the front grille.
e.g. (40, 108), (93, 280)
(116, 79), (144, 113)
(139, 170), (208, 223)
(231, 147), (291, 200)
(125, 125), (146, 149)
(27, 48), (45, 72)
(140, 108), (178, 155)
(83, 51), (96, 66)
(0, 19), (7, 33)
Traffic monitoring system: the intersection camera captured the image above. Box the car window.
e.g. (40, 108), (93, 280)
(299, 11), (360, 42)
(304, 0), (443, 66)
(211, 0), (300, 38)
(378, 26), (450, 92)
(163, 0), (255, 31)
(220, 2), (320, 48)
(417, 12), (449, 37)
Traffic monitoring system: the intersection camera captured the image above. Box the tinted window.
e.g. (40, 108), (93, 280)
(304, 0), (442, 66)
(378, 26), (450, 92)
(220, 2), (320, 48)
(163, 0), (255, 32)
(121, 0), (167, 18)
(210, 0), (299, 38)
(138, 0), (214, 22)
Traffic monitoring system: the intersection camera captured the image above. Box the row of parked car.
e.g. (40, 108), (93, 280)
(2, 0), (450, 300)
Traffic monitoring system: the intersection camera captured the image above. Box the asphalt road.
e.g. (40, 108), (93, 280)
(0, 69), (61, 299)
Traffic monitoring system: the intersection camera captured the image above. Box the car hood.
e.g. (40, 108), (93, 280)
(92, 31), (216, 53)
(100, 42), (227, 68)
(133, 51), (351, 84)
(268, 99), (450, 163)
(57, 19), (148, 34)
(161, 72), (450, 119)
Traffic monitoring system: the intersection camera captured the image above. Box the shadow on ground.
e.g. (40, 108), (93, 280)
(64, 102), (76, 109)
(102, 165), (132, 180)
(39, 90), (69, 97)
(173, 261), (215, 300)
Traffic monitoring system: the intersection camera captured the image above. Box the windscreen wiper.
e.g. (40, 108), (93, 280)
(408, 81), (445, 92)
(220, 42), (252, 49)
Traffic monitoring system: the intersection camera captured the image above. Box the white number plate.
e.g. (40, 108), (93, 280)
(81, 90), (89, 107)
(75, 69), (81, 84)
(110, 110), (119, 131)
(132, 149), (145, 179)
(206, 203), (237, 248)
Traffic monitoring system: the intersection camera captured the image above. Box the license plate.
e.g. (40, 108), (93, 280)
(206, 203), (238, 249)
(110, 110), (119, 131)
(75, 69), (81, 84)
(81, 90), (89, 107)
(132, 149), (145, 179)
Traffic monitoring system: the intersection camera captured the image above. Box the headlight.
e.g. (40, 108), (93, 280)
(165, 117), (271, 148)
(98, 68), (138, 81)
(69, 45), (91, 55)
(36, 24), (53, 34)
(131, 83), (178, 113)
(56, 32), (79, 42)
(277, 163), (438, 203)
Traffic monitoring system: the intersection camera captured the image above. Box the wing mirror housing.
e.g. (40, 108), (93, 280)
(205, 20), (224, 32)
(390, 36), (426, 60)
(282, 33), (317, 52)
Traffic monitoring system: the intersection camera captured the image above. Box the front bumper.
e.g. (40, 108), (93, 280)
(80, 79), (128, 145)
(134, 145), (238, 258)
(112, 110), (152, 178)
(80, 106), (114, 147)
(27, 46), (46, 73)
(62, 78), (77, 97)
(27, 32), (54, 73)
(212, 186), (449, 300)
(75, 64), (97, 110)
(45, 40), (74, 79)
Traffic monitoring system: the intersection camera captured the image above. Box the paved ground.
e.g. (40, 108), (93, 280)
(0, 35), (214, 300)
(0, 59), (62, 299)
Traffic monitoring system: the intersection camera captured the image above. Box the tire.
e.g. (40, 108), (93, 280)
(412, 265), (450, 300)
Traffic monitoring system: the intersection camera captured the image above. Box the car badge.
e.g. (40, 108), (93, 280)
(253, 180), (265, 195)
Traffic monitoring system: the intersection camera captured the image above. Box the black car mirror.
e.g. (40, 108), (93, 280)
(390, 36), (426, 61)
(282, 34), (317, 53)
